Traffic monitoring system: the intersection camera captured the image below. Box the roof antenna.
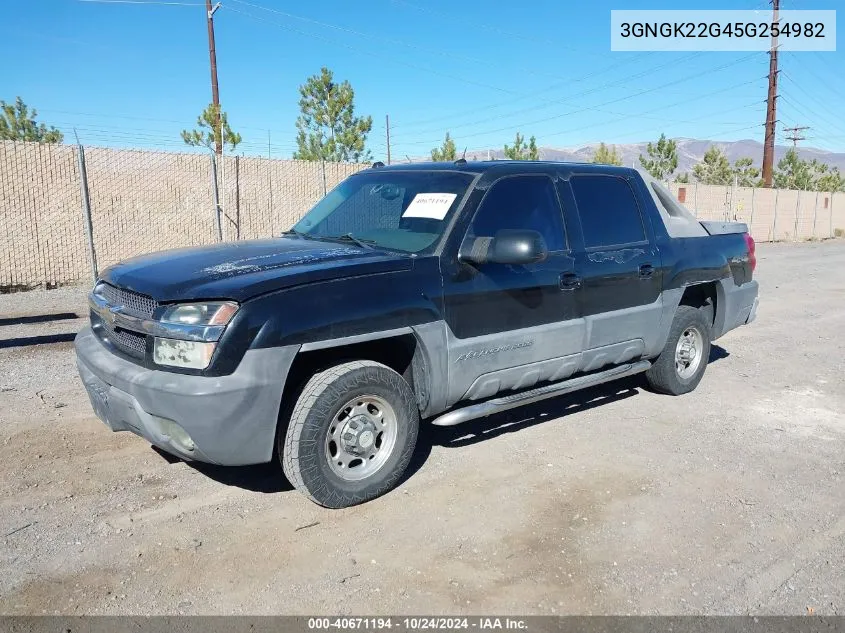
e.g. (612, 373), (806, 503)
(462, 146), (467, 159)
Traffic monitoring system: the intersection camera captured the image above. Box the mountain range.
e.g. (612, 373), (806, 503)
(457, 138), (845, 174)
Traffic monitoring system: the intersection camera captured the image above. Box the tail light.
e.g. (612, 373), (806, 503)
(743, 233), (756, 273)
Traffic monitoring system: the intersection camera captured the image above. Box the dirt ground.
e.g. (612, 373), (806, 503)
(0, 240), (843, 616)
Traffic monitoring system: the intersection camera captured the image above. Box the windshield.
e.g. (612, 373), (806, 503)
(291, 170), (475, 254)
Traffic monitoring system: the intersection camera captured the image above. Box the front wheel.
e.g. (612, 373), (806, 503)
(645, 305), (712, 395)
(281, 360), (419, 508)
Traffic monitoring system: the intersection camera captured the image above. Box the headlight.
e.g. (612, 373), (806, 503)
(153, 338), (217, 370)
(159, 301), (238, 326)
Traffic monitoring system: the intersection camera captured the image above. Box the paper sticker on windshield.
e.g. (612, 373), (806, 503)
(402, 193), (457, 220)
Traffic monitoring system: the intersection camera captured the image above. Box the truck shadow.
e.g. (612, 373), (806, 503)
(709, 343), (730, 362)
(155, 448), (293, 494)
(176, 347), (730, 496)
(403, 375), (643, 485)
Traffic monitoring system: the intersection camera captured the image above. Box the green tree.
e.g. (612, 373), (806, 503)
(692, 146), (732, 185)
(431, 132), (457, 161)
(592, 142), (622, 166)
(0, 97), (63, 143)
(503, 132), (539, 160)
(773, 149), (814, 190)
(181, 103), (241, 153)
(675, 172), (690, 184)
(733, 157), (762, 187)
(816, 165), (845, 193)
(638, 133), (678, 180)
(293, 67), (373, 163)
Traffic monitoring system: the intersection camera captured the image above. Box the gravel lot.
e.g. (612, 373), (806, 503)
(0, 240), (843, 616)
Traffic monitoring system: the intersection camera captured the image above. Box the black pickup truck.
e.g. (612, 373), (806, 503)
(75, 160), (759, 508)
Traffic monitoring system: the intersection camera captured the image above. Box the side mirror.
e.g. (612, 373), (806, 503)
(460, 229), (548, 266)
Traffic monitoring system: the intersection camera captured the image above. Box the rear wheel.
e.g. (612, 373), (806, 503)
(645, 305), (711, 395)
(281, 360), (419, 508)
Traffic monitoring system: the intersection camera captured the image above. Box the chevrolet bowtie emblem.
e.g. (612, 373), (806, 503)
(107, 305), (123, 324)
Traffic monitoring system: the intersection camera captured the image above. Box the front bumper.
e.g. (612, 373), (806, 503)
(75, 326), (298, 465)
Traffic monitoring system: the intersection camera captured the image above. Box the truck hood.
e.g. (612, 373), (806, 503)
(100, 237), (413, 302)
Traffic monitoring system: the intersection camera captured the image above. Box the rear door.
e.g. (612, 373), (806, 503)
(563, 172), (663, 371)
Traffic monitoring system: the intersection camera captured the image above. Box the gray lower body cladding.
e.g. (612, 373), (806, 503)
(74, 276), (759, 465)
(431, 360), (652, 426)
(415, 278), (758, 416)
(75, 326), (297, 465)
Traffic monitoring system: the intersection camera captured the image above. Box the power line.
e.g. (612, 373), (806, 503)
(779, 68), (845, 135)
(397, 64), (761, 142)
(390, 54), (762, 149)
(222, 0), (762, 157)
(388, 0), (773, 131)
(227, 6), (544, 98)
(395, 98), (766, 156)
(783, 125), (809, 147)
(38, 108), (295, 135)
(233, 0), (762, 149)
(390, 0), (625, 59)
(392, 52), (705, 136)
(388, 53), (648, 130)
(76, 0), (205, 5)
(228, 0), (583, 84)
(777, 83), (845, 138)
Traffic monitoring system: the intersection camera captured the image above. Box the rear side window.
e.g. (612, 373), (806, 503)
(570, 175), (646, 248)
(467, 175), (566, 252)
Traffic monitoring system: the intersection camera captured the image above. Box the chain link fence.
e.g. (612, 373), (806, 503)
(0, 142), (365, 291)
(0, 142), (88, 291)
(1, 140), (843, 292)
(84, 147), (219, 270)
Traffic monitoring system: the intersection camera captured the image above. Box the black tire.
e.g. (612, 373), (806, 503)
(699, 298), (715, 333)
(281, 360), (419, 508)
(645, 305), (712, 395)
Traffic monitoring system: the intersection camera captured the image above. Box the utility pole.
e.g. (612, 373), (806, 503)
(385, 114), (392, 165)
(206, 0), (223, 155)
(784, 125), (809, 147)
(762, 0), (780, 187)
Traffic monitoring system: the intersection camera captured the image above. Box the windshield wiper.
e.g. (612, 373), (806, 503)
(282, 229), (319, 240)
(322, 233), (378, 249)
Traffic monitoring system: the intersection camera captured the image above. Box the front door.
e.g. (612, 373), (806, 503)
(442, 173), (585, 406)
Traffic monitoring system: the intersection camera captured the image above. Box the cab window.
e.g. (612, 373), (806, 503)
(466, 175), (566, 252)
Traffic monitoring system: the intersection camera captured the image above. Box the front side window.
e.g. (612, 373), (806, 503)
(570, 175), (646, 248)
(292, 170), (474, 254)
(465, 175), (566, 252)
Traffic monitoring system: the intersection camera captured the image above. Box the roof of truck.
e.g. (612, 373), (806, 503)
(366, 160), (635, 176)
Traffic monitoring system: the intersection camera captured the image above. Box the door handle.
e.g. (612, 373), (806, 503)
(559, 273), (582, 290)
(639, 264), (655, 279)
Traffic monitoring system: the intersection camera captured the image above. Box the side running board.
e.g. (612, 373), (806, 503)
(430, 360), (652, 427)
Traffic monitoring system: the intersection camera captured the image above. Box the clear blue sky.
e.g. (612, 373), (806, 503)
(3, 0), (843, 159)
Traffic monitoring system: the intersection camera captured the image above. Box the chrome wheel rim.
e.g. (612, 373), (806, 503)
(325, 395), (398, 482)
(675, 326), (704, 380)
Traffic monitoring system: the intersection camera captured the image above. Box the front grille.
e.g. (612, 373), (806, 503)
(99, 283), (158, 318)
(93, 282), (156, 359)
(103, 322), (147, 358)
